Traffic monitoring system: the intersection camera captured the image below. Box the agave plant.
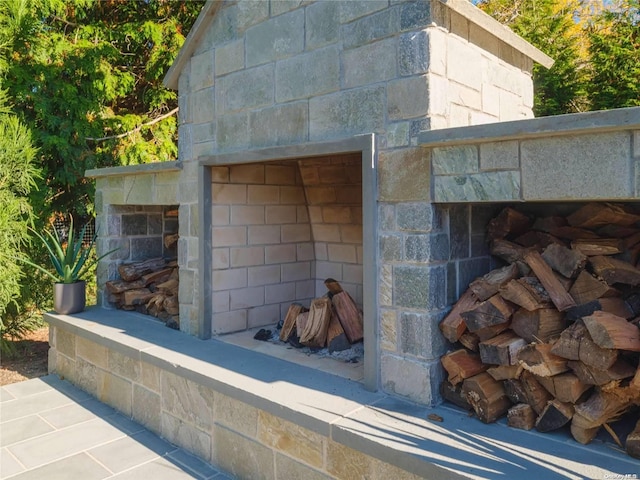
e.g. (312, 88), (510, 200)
(22, 216), (115, 284)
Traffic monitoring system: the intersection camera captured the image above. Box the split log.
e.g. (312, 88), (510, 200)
(440, 289), (480, 343)
(583, 311), (640, 351)
(474, 321), (511, 342)
(517, 343), (569, 377)
(458, 332), (480, 352)
(487, 365), (521, 381)
(440, 381), (472, 411)
(511, 308), (566, 343)
(469, 264), (519, 301)
(155, 278), (179, 296)
(123, 288), (155, 306)
(118, 258), (167, 282)
(440, 290), (478, 343)
(280, 303), (307, 341)
(326, 309), (350, 353)
(567, 359), (636, 386)
(515, 231), (562, 249)
(331, 291), (364, 343)
(571, 238), (623, 256)
(479, 331), (526, 366)
(520, 371), (553, 415)
(508, 404), (537, 430)
(566, 202), (640, 229)
(164, 233), (179, 249)
(105, 278), (146, 294)
(487, 207), (531, 240)
(163, 296), (179, 316)
(503, 379), (528, 404)
(578, 331), (619, 370)
(589, 255), (640, 286)
(532, 215), (567, 233)
(626, 418), (640, 459)
(549, 226), (601, 240)
(565, 297), (633, 322)
(550, 320), (584, 360)
(535, 399), (574, 433)
(461, 294), (515, 332)
(490, 239), (529, 264)
(441, 349), (488, 385)
(324, 278), (343, 295)
(569, 270), (620, 305)
(499, 277), (551, 311)
(141, 267), (174, 286)
(295, 311), (310, 339)
(535, 372), (591, 404)
(300, 297), (332, 347)
(523, 250), (576, 311)
(571, 388), (633, 444)
(541, 243), (587, 279)
(462, 372), (511, 423)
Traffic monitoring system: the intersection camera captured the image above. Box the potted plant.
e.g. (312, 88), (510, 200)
(21, 216), (116, 314)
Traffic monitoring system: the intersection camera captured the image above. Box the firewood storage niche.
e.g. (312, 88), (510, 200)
(439, 201), (640, 459)
(208, 153), (366, 380)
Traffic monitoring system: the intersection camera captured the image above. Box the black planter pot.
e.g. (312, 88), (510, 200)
(53, 281), (86, 314)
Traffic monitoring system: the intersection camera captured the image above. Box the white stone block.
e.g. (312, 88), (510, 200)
(328, 244), (357, 263)
(281, 224), (311, 243)
(265, 205), (297, 224)
(230, 287), (265, 309)
(446, 36), (482, 91)
(212, 226), (247, 247)
(280, 186), (306, 204)
(212, 291), (229, 313)
(248, 304), (280, 328)
(212, 248), (230, 269)
(312, 224), (341, 242)
(247, 185), (280, 204)
(230, 164), (265, 184)
(213, 184), (247, 204)
(281, 262), (311, 282)
(265, 282), (296, 304)
(248, 225), (281, 245)
(265, 165), (297, 185)
(212, 310), (248, 335)
(248, 265), (281, 286)
(265, 244), (296, 264)
(231, 205), (265, 225)
(296, 243), (315, 261)
(230, 246), (265, 267)
(212, 268), (247, 291)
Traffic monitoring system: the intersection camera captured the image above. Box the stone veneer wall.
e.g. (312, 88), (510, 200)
(171, 0), (541, 406)
(48, 323), (425, 480)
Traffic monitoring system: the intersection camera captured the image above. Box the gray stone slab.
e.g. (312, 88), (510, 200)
(0, 415), (55, 447)
(110, 457), (203, 479)
(1, 378), (53, 399)
(168, 448), (222, 479)
(4, 452), (111, 480)
(245, 9), (304, 67)
(275, 45), (340, 102)
(38, 400), (115, 429)
(1, 389), (77, 422)
(0, 386), (15, 402)
(432, 145), (478, 175)
(88, 431), (176, 473)
(433, 171), (521, 202)
(7, 417), (125, 469)
(0, 447), (24, 477)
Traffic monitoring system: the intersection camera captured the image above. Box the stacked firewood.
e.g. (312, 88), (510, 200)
(279, 278), (363, 352)
(439, 203), (640, 458)
(106, 257), (179, 328)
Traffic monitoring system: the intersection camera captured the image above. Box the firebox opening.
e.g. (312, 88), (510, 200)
(209, 153), (366, 380)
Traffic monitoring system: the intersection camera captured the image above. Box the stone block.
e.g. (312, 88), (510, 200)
(433, 171), (521, 202)
(343, 38), (396, 89)
(213, 183), (247, 204)
(387, 75), (429, 120)
(264, 282), (295, 304)
(282, 261), (311, 282)
(249, 265), (281, 286)
(396, 202), (439, 233)
(258, 411), (325, 469)
(56, 329), (76, 358)
(212, 226), (247, 247)
(249, 102), (309, 149)
(161, 371), (214, 431)
(230, 164), (265, 184)
(446, 36), (482, 91)
(432, 145), (478, 175)
(162, 412), (211, 462)
(219, 64), (274, 113)
(97, 369), (132, 416)
(133, 384), (161, 434)
(76, 337), (107, 369)
(400, 311), (448, 360)
(265, 165), (297, 185)
(213, 425), (275, 479)
(265, 244), (296, 264)
(449, 82), (482, 111)
(394, 265), (446, 310)
(248, 304), (280, 328)
(230, 205), (264, 226)
(381, 354), (443, 405)
(75, 357), (98, 397)
(235, 0), (269, 33)
(265, 205), (296, 224)
(480, 140), (519, 170)
(276, 46), (340, 102)
(342, 224), (363, 244)
(296, 279), (315, 300)
(140, 361), (161, 392)
(338, 1), (388, 23)
(386, 121), (410, 148)
(213, 392), (258, 438)
(212, 310), (248, 334)
(55, 352), (76, 383)
(130, 237), (163, 260)
(230, 286), (265, 309)
(108, 350), (140, 382)
(309, 86), (385, 141)
(328, 244), (357, 263)
(311, 224), (341, 242)
(305, 186), (336, 204)
(379, 264), (393, 307)
(281, 224), (311, 242)
(270, 0), (302, 17)
(399, 30), (429, 76)
(296, 242), (314, 261)
(216, 112), (250, 152)
(315, 261), (342, 281)
(191, 87), (215, 125)
(190, 50), (214, 91)
(230, 246), (265, 267)
(275, 453), (331, 480)
(634, 131), (640, 158)
(122, 175), (153, 205)
(248, 225), (280, 244)
(405, 233), (449, 263)
(380, 309), (398, 352)
(326, 440), (372, 479)
(458, 257), (491, 294)
(342, 7), (399, 49)
(469, 21), (501, 60)
(280, 186), (305, 204)
(522, 132), (632, 201)
(380, 234), (402, 262)
(378, 203), (396, 231)
(245, 9), (304, 67)
(212, 268), (247, 291)
(448, 204), (470, 260)
(481, 83), (501, 118)
(306, 1), (339, 49)
(215, 39), (244, 76)
(378, 148), (430, 202)
(248, 185), (280, 204)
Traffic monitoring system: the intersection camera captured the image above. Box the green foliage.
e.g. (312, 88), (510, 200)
(588, 0), (640, 109)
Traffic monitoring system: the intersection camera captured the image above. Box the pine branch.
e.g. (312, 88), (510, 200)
(85, 107), (178, 142)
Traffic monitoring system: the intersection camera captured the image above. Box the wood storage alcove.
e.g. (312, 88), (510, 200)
(440, 202), (640, 459)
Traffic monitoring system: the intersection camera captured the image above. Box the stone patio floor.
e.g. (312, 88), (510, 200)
(0, 375), (232, 479)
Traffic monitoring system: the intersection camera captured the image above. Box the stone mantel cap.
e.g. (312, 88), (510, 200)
(162, 0), (553, 91)
(85, 161), (182, 179)
(418, 106), (640, 147)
